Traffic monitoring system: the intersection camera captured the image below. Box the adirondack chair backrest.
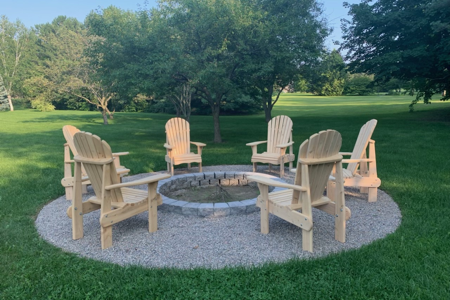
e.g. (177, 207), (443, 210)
(347, 119), (377, 175)
(267, 115), (293, 155)
(165, 118), (191, 156)
(73, 131), (123, 202)
(294, 130), (342, 202)
(63, 125), (89, 176)
(63, 125), (80, 156)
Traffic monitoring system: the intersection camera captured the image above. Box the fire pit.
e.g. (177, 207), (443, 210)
(157, 171), (284, 217)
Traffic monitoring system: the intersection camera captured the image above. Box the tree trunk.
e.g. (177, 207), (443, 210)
(211, 104), (222, 143)
(263, 84), (274, 122)
(106, 107), (115, 120)
(186, 110), (191, 123)
(263, 103), (272, 122)
(101, 109), (108, 125)
(7, 94), (14, 112)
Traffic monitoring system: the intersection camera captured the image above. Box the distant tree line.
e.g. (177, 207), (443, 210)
(1, 0), (448, 136)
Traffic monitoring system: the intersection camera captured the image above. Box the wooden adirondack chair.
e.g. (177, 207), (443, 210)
(248, 130), (351, 252)
(164, 118), (206, 176)
(67, 131), (170, 249)
(61, 125), (130, 200)
(246, 115), (295, 178)
(336, 119), (380, 202)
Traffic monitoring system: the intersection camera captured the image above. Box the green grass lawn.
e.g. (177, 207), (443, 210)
(1, 94), (450, 299)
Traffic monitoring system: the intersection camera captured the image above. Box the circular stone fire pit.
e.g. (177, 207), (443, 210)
(157, 172), (284, 217)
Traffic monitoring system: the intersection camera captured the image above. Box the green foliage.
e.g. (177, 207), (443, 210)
(239, 0), (329, 120)
(294, 76), (309, 93)
(341, 0), (450, 108)
(0, 16), (32, 111)
(26, 16), (88, 111)
(308, 50), (347, 96)
(343, 74), (374, 96)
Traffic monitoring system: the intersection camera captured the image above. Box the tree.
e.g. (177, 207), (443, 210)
(28, 16), (117, 123)
(146, 0), (256, 142)
(241, 0), (330, 121)
(344, 73), (374, 95)
(26, 16), (87, 111)
(0, 16), (31, 112)
(169, 84), (192, 122)
(308, 50), (347, 96)
(341, 0), (450, 109)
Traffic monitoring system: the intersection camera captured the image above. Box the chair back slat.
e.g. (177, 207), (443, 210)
(294, 130), (342, 202)
(347, 119), (377, 174)
(267, 115), (293, 154)
(73, 132), (123, 202)
(166, 118), (191, 156)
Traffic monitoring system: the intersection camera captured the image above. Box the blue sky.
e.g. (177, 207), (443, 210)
(1, 0), (360, 49)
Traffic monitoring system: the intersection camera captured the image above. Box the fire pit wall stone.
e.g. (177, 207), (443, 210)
(157, 171), (284, 217)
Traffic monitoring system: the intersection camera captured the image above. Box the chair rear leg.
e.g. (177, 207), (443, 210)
(148, 182), (158, 232)
(253, 162), (257, 172)
(66, 186), (73, 201)
(101, 226), (113, 249)
(258, 184), (269, 234)
(280, 162), (285, 178)
(188, 163), (191, 169)
(199, 162), (202, 173)
(368, 187), (377, 202)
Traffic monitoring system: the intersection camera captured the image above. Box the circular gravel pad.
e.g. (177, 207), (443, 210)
(36, 166), (401, 269)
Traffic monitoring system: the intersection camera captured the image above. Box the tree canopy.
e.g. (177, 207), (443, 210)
(340, 0), (450, 108)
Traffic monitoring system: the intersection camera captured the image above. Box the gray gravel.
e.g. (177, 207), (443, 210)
(35, 165), (401, 269)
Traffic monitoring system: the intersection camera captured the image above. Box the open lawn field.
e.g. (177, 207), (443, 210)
(1, 94), (450, 299)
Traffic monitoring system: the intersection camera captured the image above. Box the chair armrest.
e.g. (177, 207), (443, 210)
(116, 168), (130, 175)
(191, 141), (206, 147)
(74, 156), (114, 165)
(246, 141), (267, 147)
(276, 142), (294, 149)
(339, 152), (353, 156)
(342, 158), (374, 163)
(113, 152), (129, 156)
(164, 143), (173, 150)
(64, 159), (75, 163)
(105, 174), (171, 190)
(247, 175), (307, 192)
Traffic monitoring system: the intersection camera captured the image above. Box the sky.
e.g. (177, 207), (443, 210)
(1, 0), (360, 50)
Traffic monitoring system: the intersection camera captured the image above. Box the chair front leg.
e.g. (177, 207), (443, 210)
(257, 183), (270, 234)
(368, 140), (378, 202)
(289, 144), (294, 170)
(300, 164), (313, 252)
(100, 164), (113, 249)
(113, 156), (121, 169)
(334, 161), (346, 243)
(148, 182), (158, 232)
(279, 148), (287, 178)
(72, 161), (84, 240)
(359, 149), (369, 193)
(327, 164), (337, 202)
(197, 145), (203, 156)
